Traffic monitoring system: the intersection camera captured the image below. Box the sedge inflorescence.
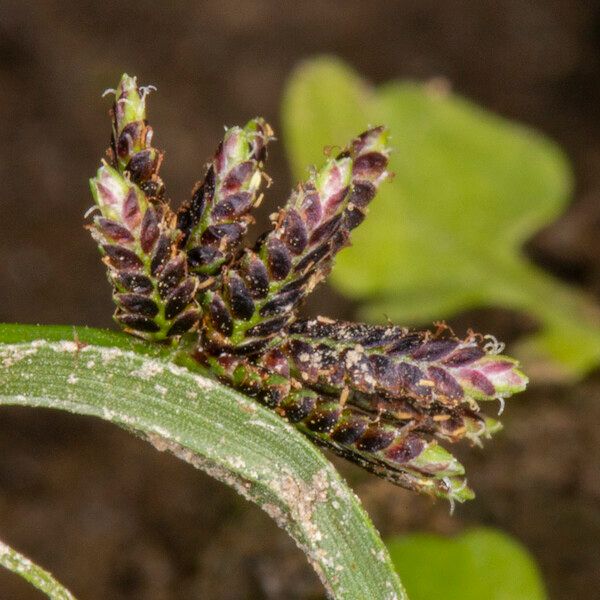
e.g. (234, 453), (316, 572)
(87, 74), (528, 504)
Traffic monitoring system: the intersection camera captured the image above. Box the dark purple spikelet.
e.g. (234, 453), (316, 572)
(200, 351), (472, 502)
(88, 163), (200, 341)
(283, 318), (527, 444)
(108, 74), (165, 199)
(198, 127), (391, 353)
(285, 318), (527, 407)
(177, 118), (273, 279)
(284, 394), (469, 501)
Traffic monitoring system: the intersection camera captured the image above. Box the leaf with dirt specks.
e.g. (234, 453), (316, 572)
(0, 323), (406, 600)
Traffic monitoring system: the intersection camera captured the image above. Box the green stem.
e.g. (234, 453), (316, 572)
(0, 538), (76, 599)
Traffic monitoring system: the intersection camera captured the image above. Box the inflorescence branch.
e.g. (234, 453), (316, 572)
(87, 74), (528, 503)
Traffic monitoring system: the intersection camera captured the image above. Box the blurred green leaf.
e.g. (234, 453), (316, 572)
(282, 57), (600, 378)
(387, 528), (547, 600)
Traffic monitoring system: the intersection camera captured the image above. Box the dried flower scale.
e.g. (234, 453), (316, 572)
(88, 74), (528, 504)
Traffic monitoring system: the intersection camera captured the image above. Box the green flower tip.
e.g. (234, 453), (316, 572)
(244, 116), (273, 139)
(444, 477), (475, 504)
(218, 118), (272, 176)
(412, 441), (465, 478)
(482, 416), (503, 436)
(89, 162), (144, 224)
(357, 125), (390, 153)
(112, 73), (151, 133)
(117, 73), (137, 95)
(466, 354), (529, 402)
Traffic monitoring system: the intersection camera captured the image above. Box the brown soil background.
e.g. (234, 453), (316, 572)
(1, 1), (600, 598)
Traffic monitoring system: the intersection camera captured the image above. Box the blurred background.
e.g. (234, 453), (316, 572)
(1, 1), (600, 598)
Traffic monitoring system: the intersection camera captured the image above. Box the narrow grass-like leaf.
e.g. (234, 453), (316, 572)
(0, 538), (76, 600)
(0, 323), (406, 600)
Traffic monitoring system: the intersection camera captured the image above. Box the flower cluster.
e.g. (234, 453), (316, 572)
(88, 74), (527, 503)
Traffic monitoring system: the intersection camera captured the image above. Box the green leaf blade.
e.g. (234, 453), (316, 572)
(0, 323), (405, 600)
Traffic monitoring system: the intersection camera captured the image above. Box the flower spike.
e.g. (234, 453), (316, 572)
(88, 163), (200, 341)
(88, 74), (528, 502)
(177, 118), (273, 280)
(199, 127), (391, 354)
(284, 319), (527, 404)
(109, 73), (164, 198)
(279, 318), (526, 445)
(197, 350), (474, 503)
